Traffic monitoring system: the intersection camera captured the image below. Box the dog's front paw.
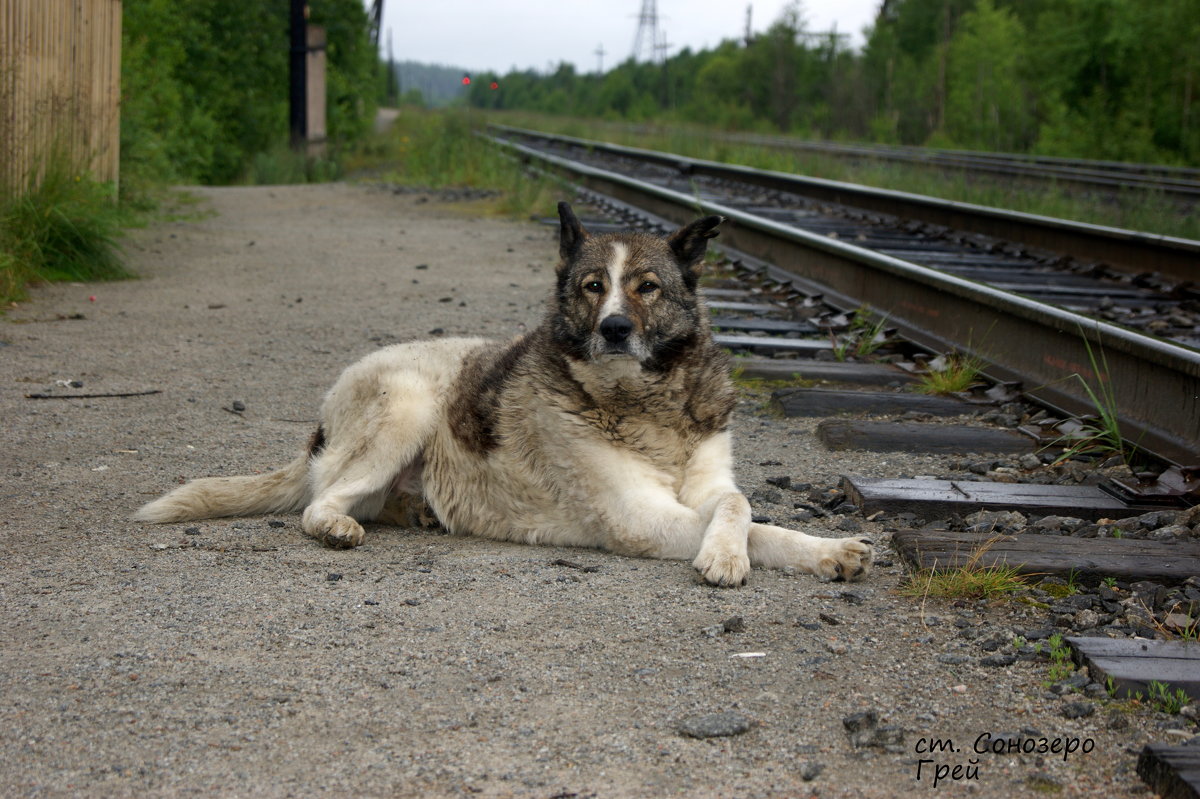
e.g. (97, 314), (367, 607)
(694, 546), (750, 588)
(311, 514), (366, 549)
(814, 537), (874, 582)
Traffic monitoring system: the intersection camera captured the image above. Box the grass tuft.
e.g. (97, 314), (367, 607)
(1, 147), (128, 304)
(902, 562), (1028, 601)
(914, 351), (986, 395)
(1050, 331), (1127, 464)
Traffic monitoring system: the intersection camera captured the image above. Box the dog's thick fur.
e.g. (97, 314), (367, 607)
(136, 203), (873, 586)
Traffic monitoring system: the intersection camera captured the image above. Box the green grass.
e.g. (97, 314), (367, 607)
(1041, 633), (1075, 683)
(832, 306), (890, 361)
(345, 107), (560, 220)
(1109, 678), (1192, 714)
(914, 351), (987, 395)
(901, 563), (1028, 601)
(1050, 332), (1128, 465)
(491, 111), (1200, 242)
(1, 148), (129, 305)
(241, 144), (342, 185)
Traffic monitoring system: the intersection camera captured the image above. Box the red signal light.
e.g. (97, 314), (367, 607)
(462, 74), (471, 86)
(489, 81), (499, 90)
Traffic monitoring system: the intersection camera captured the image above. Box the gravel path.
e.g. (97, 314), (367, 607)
(0, 183), (1176, 797)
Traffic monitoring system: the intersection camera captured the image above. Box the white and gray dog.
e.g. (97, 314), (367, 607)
(137, 203), (873, 586)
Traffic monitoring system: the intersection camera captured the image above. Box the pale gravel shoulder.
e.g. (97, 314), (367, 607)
(0, 183), (1164, 798)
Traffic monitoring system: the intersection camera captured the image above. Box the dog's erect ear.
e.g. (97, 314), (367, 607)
(667, 215), (723, 287)
(558, 202), (588, 264)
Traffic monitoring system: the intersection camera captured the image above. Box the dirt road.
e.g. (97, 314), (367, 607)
(0, 184), (1168, 797)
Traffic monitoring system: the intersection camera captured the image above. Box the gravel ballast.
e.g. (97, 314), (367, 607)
(1, 184), (1190, 798)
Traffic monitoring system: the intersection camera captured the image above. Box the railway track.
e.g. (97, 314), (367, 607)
(488, 125), (1200, 471)
(715, 132), (1200, 205)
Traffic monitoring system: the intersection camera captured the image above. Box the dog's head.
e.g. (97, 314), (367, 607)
(551, 202), (722, 371)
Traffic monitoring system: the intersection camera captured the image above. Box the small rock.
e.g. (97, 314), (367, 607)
(1133, 510), (1180, 529)
(231, 400), (246, 412)
(842, 710), (878, 747)
(326, 573), (342, 582)
(979, 654), (1017, 667)
(870, 725), (906, 752)
(965, 509), (1027, 533)
(1073, 609), (1102, 630)
(937, 654), (972, 665)
(1018, 453), (1043, 470)
(801, 762), (824, 781)
(1061, 701), (1095, 719)
(818, 612), (842, 626)
(267, 519), (286, 528)
(765, 475), (793, 489)
(1152, 525), (1191, 541)
(184, 527), (202, 535)
(839, 590), (866, 606)
(1163, 612), (1196, 632)
(678, 712), (753, 739)
(1032, 515), (1085, 533)
(752, 487), (784, 505)
(722, 616), (745, 634)
(837, 517), (862, 533)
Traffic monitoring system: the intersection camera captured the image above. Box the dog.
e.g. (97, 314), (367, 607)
(136, 203), (873, 586)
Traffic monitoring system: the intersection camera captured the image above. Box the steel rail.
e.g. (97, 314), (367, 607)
(492, 134), (1200, 466)
(717, 133), (1200, 198)
(491, 124), (1200, 284)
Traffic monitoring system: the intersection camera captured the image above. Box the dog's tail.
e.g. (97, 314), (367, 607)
(134, 452), (311, 524)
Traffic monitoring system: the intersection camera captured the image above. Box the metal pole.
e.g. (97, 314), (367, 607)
(289, 0), (308, 149)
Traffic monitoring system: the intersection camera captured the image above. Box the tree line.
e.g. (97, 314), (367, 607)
(121, 0), (381, 188)
(466, 0), (1200, 166)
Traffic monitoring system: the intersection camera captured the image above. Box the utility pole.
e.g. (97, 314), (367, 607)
(744, 4), (753, 46)
(595, 43), (606, 74)
(289, 0), (308, 150)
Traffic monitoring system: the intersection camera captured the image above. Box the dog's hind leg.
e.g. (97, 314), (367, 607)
(302, 389), (437, 549)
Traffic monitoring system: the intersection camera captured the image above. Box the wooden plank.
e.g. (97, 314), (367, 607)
(772, 387), (973, 418)
(843, 477), (1142, 520)
(818, 420), (1035, 453)
(733, 358), (916, 386)
(1068, 638), (1200, 702)
(891, 530), (1200, 585)
(715, 333), (830, 354)
(1138, 744), (1200, 799)
(710, 316), (819, 335)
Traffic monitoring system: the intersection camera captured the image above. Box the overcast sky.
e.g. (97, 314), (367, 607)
(380, 1), (882, 74)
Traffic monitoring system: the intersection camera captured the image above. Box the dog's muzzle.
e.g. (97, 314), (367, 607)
(599, 314), (633, 346)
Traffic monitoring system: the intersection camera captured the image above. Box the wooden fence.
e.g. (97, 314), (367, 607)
(0, 0), (122, 199)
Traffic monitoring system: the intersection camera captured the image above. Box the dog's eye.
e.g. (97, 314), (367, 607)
(584, 281), (604, 294)
(637, 281), (659, 294)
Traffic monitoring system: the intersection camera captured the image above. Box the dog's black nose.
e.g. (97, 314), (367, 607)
(599, 315), (634, 344)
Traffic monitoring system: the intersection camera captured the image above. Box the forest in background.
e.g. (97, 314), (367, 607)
(120, 0), (381, 189)
(465, 0), (1200, 166)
